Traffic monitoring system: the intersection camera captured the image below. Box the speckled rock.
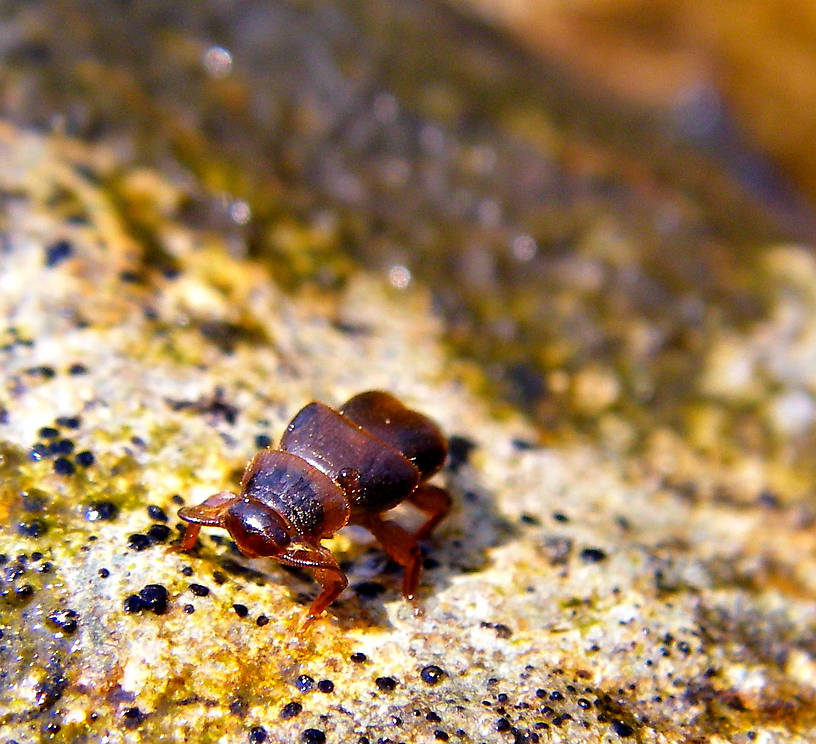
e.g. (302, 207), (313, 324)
(2, 121), (816, 744)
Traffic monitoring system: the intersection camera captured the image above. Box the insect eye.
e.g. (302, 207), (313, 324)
(224, 500), (291, 556)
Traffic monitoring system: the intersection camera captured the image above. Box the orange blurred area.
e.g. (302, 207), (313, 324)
(455, 0), (816, 205)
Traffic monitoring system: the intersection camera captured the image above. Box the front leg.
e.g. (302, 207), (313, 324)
(276, 543), (348, 627)
(176, 491), (237, 551)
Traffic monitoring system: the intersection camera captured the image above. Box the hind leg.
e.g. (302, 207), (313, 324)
(361, 514), (423, 599)
(408, 484), (451, 540)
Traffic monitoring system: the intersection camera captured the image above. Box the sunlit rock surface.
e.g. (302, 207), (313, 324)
(2, 120), (816, 744)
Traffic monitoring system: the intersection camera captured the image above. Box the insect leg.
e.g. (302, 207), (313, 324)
(276, 544), (348, 627)
(407, 484), (451, 540)
(176, 491), (236, 550)
(361, 514), (422, 600)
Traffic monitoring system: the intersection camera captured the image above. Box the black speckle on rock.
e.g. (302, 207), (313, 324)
(167, 388), (239, 425)
(38, 426), (59, 439)
(511, 438), (537, 451)
(14, 583), (34, 600)
(147, 505), (168, 522)
(495, 717), (511, 732)
(520, 513), (541, 525)
(5, 561), (26, 581)
(123, 594), (145, 613)
(138, 584), (168, 615)
(248, 726), (267, 744)
(17, 519), (47, 538)
(552, 512), (569, 522)
(55, 415), (81, 429)
(98, 568), (110, 578)
(350, 652), (367, 663)
(375, 676), (398, 692)
(28, 443), (49, 462)
(353, 581), (386, 599)
(68, 363), (88, 375)
(317, 679), (334, 693)
(295, 674), (315, 692)
(48, 439), (75, 456)
(75, 450), (95, 467)
(232, 603), (249, 617)
(331, 319), (372, 336)
(34, 674), (67, 710)
(301, 729), (326, 744)
(147, 524), (171, 543)
(420, 665), (446, 685)
(255, 434), (272, 448)
(434, 731), (449, 741)
(46, 608), (79, 633)
(45, 239), (73, 267)
(27, 365), (56, 379)
(189, 583), (210, 597)
(580, 548), (607, 563)
(757, 489), (780, 508)
(84, 501), (118, 522)
(122, 707), (145, 729)
(611, 720), (634, 737)
(256, 615), (269, 626)
(127, 534), (152, 551)
(446, 435), (476, 471)
(480, 621), (513, 639)
(53, 457), (75, 476)
(183, 604), (195, 614)
(229, 698), (248, 717)
(280, 701), (303, 719)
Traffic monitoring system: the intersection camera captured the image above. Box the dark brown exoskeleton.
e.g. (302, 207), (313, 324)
(177, 391), (450, 625)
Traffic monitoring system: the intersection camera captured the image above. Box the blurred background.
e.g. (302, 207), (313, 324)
(3, 0), (816, 480)
(462, 0), (816, 209)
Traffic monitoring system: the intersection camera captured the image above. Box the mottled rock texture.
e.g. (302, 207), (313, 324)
(2, 116), (816, 744)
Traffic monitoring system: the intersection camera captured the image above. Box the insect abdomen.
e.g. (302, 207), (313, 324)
(280, 402), (420, 512)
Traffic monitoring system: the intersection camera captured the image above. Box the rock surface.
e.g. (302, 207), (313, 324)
(2, 119), (816, 744)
